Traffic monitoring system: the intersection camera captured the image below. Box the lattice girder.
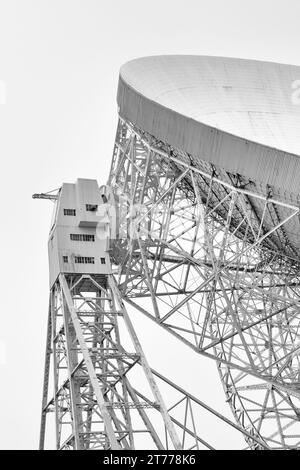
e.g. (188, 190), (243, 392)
(108, 118), (300, 449)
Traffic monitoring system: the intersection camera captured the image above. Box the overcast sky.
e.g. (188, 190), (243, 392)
(0, 0), (300, 449)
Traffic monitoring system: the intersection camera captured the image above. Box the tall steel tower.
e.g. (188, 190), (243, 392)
(37, 56), (300, 450)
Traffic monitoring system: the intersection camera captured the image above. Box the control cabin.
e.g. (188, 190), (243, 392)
(48, 178), (111, 288)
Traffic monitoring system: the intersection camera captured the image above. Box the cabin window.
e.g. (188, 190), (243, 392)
(74, 256), (95, 264)
(70, 234), (95, 242)
(63, 256), (68, 263)
(64, 209), (76, 216)
(100, 257), (106, 265)
(85, 204), (98, 212)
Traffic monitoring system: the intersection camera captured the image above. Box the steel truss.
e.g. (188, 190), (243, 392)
(40, 273), (261, 449)
(108, 117), (300, 449)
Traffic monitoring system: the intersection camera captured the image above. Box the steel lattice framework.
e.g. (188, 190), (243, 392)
(39, 115), (300, 451)
(105, 117), (300, 450)
(38, 54), (300, 450)
(40, 272), (268, 449)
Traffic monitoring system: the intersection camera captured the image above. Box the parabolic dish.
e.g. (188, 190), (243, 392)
(117, 55), (300, 256)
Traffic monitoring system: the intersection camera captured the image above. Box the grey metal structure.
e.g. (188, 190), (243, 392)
(38, 179), (264, 450)
(38, 56), (300, 449)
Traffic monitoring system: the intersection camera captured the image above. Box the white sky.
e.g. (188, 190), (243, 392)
(0, 0), (300, 450)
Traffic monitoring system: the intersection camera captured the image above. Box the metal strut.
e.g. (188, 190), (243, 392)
(108, 117), (300, 450)
(40, 274), (183, 449)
